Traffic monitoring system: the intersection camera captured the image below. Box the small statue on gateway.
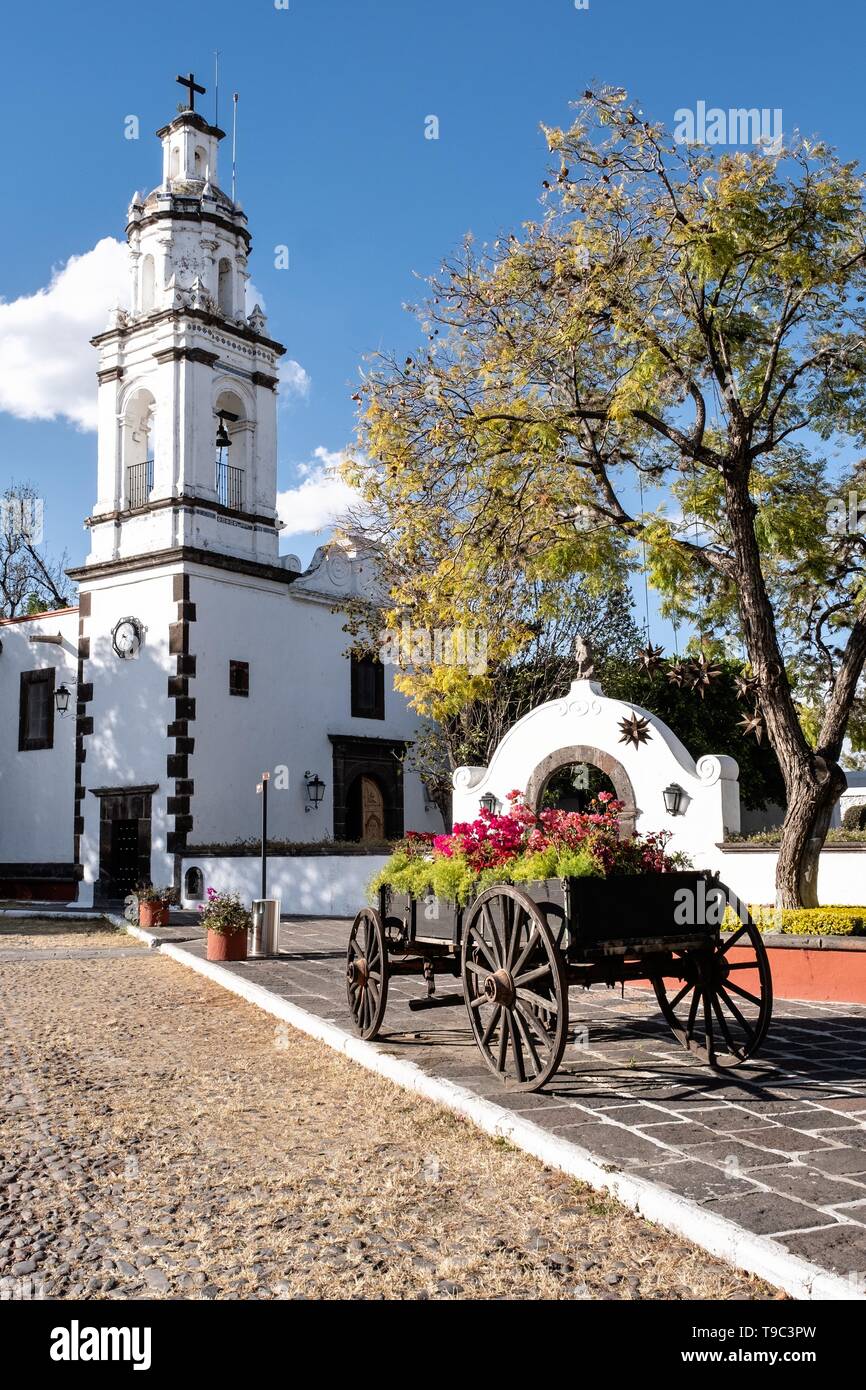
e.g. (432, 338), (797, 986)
(574, 635), (596, 680)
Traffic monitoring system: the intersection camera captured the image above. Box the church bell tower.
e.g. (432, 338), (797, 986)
(86, 74), (285, 567)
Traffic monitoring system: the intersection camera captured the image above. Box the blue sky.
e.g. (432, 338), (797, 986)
(1, 0), (864, 637)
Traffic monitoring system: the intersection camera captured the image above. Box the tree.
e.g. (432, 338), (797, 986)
(0, 481), (73, 617)
(603, 659), (786, 815)
(405, 579), (643, 825)
(346, 89), (866, 906)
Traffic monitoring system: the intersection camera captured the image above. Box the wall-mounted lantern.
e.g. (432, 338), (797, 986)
(479, 792), (500, 815)
(662, 783), (685, 817)
(304, 771), (325, 812)
(54, 682), (74, 717)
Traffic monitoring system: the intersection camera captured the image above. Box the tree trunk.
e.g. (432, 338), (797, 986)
(775, 761), (846, 908)
(722, 465), (850, 907)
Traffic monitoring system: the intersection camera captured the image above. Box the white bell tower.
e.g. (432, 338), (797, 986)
(86, 75), (285, 567)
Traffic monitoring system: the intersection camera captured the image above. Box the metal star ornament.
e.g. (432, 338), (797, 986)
(666, 659), (690, 687)
(734, 673), (759, 702)
(738, 709), (765, 744)
(688, 653), (724, 698)
(637, 642), (665, 674)
(618, 712), (653, 749)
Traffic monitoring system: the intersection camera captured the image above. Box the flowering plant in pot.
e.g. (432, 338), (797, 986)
(199, 888), (251, 961)
(136, 883), (176, 928)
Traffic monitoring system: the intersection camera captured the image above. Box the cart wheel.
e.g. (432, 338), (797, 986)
(652, 889), (772, 1068)
(346, 908), (389, 1039)
(461, 886), (568, 1091)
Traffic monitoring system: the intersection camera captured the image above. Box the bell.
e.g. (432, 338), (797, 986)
(215, 420), (232, 449)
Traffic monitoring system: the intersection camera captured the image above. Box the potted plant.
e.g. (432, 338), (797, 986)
(136, 883), (176, 929)
(199, 888), (251, 961)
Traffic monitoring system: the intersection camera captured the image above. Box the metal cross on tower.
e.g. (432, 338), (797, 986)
(176, 72), (206, 111)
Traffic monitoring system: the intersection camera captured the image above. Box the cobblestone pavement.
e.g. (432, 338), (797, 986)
(160, 916), (866, 1289)
(0, 920), (774, 1300)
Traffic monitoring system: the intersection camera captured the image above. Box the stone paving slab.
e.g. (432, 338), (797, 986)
(165, 916), (866, 1284)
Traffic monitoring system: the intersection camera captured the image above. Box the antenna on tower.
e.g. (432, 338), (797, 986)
(231, 92), (239, 203)
(214, 50), (220, 128)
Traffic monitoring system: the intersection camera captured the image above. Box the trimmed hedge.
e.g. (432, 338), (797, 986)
(724, 828), (866, 846)
(726, 905), (866, 937)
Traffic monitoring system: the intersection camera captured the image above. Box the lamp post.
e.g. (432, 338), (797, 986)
(256, 771), (269, 898)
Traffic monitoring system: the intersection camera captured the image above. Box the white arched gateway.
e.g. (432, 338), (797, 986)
(452, 659), (741, 867)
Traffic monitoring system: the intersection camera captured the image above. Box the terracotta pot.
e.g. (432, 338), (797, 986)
(207, 927), (248, 962)
(139, 900), (170, 928)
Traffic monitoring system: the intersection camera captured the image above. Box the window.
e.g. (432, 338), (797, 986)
(141, 254), (155, 312)
(218, 258), (233, 315)
(184, 866), (204, 900)
(350, 654), (384, 720)
(229, 660), (249, 697)
(19, 669), (55, 751)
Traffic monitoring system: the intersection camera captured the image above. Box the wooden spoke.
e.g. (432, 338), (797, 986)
(462, 886), (568, 1092)
(513, 1006), (546, 1071)
(467, 925), (498, 971)
(720, 923), (751, 953)
(717, 983), (758, 1041)
(711, 992), (746, 1058)
(668, 979), (693, 1012)
(511, 927), (540, 978)
(513, 962), (552, 989)
(496, 1020), (509, 1072)
(516, 986), (559, 1016)
(686, 983), (701, 1037)
(345, 908), (389, 1040)
(723, 979), (763, 1008)
(508, 1012), (526, 1084)
(481, 901), (505, 968)
(481, 1004), (501, 1046)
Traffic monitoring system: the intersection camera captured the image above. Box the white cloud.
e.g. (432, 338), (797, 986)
(277, 446), (364, 534)
(278, 358), (311, 400)
(0, 244), (311, 430)
(245, 280), (266, 313)
(0, 238), (129, 431)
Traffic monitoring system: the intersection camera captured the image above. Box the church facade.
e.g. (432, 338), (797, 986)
(0, 88), (441, 905)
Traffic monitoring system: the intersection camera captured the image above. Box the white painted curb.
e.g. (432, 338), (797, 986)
(148, 937), (861, 1302)
(0, 909), (106, 921)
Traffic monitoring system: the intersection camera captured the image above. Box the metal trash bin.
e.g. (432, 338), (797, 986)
(249, 899), (280, 957)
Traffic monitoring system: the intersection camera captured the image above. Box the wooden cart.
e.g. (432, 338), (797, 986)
(345, 871), (772, 1091)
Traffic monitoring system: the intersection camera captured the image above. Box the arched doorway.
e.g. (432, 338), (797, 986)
(540, 760), (618, 813)
(525, 744), (638, 837)
(346, 774), (386, 843)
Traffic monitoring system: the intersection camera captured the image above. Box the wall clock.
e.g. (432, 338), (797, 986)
(112, 616), (143, 659)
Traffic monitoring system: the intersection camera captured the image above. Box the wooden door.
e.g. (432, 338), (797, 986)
(107, 818), (140, 899)
(360, 776), (385, 842)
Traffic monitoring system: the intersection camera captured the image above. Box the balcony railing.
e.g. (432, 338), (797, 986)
(127, 459), (154, 509)
(216, 461), (245, 511)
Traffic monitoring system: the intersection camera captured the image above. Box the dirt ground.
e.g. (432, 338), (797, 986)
(0, 920), (779, 1300)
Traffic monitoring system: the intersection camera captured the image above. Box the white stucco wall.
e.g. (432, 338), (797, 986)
(180, 853), (386, 917)
(0, 608), (78, 866)
(452, 675), (740, 862)
(184, 557), (441, 848)
(70, 545), (441, 907)
(709, 847), (866, 908)
(76, 568), (177, 904)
